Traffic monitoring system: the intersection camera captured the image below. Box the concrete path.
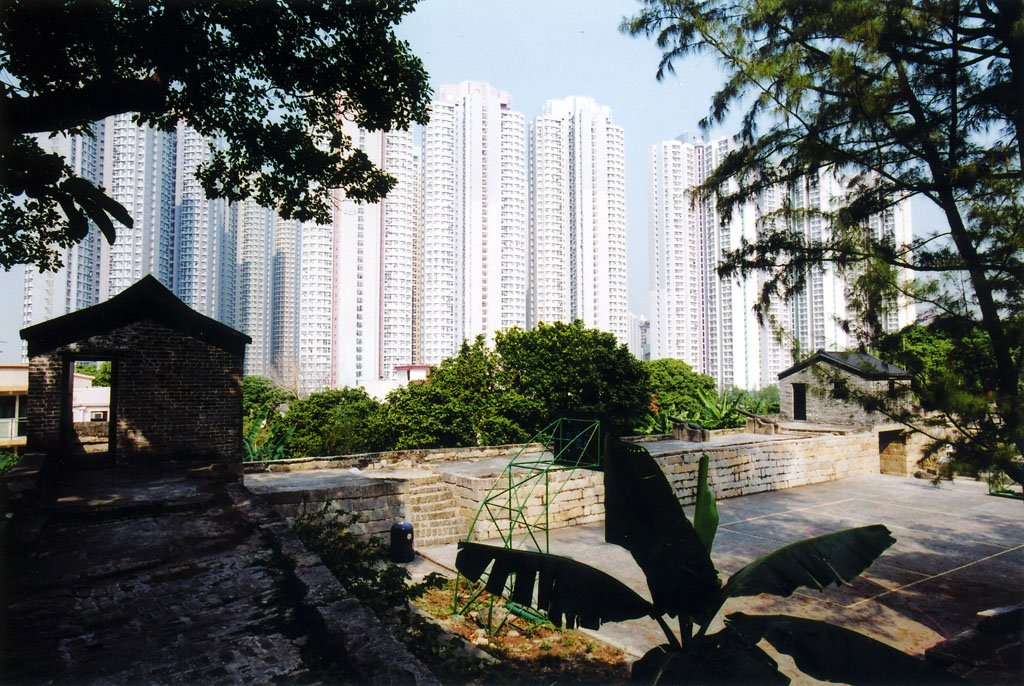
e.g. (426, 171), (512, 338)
(411, 473), (1022, 672)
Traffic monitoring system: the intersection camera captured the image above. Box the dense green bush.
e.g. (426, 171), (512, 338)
(281, 387), (383, 457)
(242, 321), (652, 457)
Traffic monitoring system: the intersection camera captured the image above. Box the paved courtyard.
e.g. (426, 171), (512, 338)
(413, 473), (1022, 676)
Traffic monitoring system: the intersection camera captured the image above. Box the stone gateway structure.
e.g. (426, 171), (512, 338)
(20, 276), (250, 467)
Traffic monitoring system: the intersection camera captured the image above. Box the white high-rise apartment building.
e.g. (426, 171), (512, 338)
(234, 200), (275, 377)
(333, 125), (419, 393)
(420, 82), (527, 365)
(649, 136), (707, 368)
(651, 134), (915, 389)
(787, 170), (915, 354)
(174, 124), (235, 326)
(756, 184), (793, 385)
(627, 312), (650, 361)
(104, 113), (176, 298)
(22, 122), (106, 333)
(703, 136), (764, 390)
(298, 221), (334, 395)
(270, 217), (300, 391)
(529, 97), (628, 342)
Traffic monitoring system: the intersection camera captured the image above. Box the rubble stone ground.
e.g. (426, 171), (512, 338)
(1, 465), (436, 685)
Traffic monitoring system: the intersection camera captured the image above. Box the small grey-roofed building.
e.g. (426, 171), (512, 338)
(20, 275), (251, 467)
(778, 350), (912, 427)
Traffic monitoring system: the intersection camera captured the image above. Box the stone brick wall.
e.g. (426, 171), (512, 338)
(779, 367), (897, 426)
(439, 469), (605, 543)
(28, 319), (243, 465)
(260, 477), (408, 538)
(73, 421), (108, 439)
(655, 429), (879, 504)
(243, 443), (546, 473)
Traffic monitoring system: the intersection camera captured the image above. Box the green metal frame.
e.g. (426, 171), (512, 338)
(452, 418), (602, 632)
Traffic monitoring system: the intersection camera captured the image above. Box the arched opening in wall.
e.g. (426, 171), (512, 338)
(64, 356), (117, 468)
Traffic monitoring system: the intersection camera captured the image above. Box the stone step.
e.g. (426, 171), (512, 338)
(406, 497), (455, 513)
(413, 523), (465, 548)
(408, 506), (459, 525)
(404, 490), (451, 506)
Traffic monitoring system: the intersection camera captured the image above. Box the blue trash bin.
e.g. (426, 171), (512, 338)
(390, 522), (414, 563)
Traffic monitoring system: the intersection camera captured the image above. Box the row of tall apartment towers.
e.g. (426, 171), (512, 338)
(22, 82), (913, 397)
(649, 134), (914, 391)
(22, 83), (629, 397)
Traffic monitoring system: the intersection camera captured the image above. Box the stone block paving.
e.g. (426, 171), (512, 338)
(1, 466), (436, 685)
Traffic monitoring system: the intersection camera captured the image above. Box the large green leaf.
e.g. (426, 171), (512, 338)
(455, 542), (654, 630)
(603, 439), (721, 619)
(631, 629), (789, 685)
(726, 613), (965, 684)
(693, 453), (719, 554)
(721, 525), (895, 599)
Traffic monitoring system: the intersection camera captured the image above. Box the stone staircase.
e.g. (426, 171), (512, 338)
(400, 474), (464, 548)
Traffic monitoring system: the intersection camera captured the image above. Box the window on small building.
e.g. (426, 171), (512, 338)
(833, 379), (848, 400)
(90, 410), (108, 422)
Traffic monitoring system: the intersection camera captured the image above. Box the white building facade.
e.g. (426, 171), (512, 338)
(529, 97), (627, 342)
(420, 82), (528, 365)
(103, 113), (177, 298)
(650, 135), (915, 390)
(174, 124), (235, 326)
(332, 125), (419, 395)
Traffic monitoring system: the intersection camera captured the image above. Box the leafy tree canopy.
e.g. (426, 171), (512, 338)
(75, 361), (110, 387)
(625, 0), (1023, 482)
(0, 0), (430, 270)
(494, 321), (652, 438)
(281, 387), (382, 458)
(373, 381), (477, 451)
(242, 375), (294, 419)
(370, 322), (651, 451)
(644, 358), (716, 418)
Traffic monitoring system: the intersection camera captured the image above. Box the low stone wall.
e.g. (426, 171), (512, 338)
(73, 421), (108, 439)
(654, 429), (878, 506)
(438, 467), (604, 543)
(244, 443), (544, 473)
(246, 472), (412, 538)
(246, 428), (883, 548)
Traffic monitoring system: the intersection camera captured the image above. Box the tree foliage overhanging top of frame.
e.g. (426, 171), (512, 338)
(0, 0), (431, 270)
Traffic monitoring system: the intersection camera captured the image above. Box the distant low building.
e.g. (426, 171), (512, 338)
(0, 364), (29, 449)
(778, 350), (929, 476)
(778, 350), (912, 425)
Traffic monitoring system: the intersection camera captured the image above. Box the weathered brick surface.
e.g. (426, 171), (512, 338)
(27, 319), (243, 466)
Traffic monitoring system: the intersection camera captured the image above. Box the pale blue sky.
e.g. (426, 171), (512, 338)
(0, 0), (946, 362)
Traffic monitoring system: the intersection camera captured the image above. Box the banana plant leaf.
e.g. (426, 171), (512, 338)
(693, 453), (719, 554)
(455, 542), (655, 630)
(603, 439), (721, 619)
(726, 613), (965, 684)
(721, 525), (895, 599)
(632, 628), (789, 685)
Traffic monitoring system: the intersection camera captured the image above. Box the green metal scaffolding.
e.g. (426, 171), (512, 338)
(452, 418), (603, 631)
